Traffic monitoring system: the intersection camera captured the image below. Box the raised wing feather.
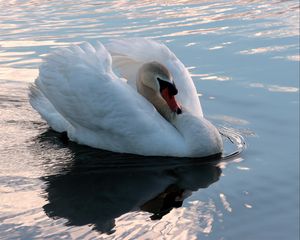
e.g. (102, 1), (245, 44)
(106, 38), (203, 117)
(30, 41), (186, 155)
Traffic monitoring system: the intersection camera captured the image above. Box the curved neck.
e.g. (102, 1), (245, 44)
(172, 113), (223, 157)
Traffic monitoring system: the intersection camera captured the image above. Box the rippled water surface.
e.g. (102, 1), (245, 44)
(0, 0), (299, 239)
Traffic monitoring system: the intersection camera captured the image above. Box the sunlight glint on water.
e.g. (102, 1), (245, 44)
(0, 0), (299, 239)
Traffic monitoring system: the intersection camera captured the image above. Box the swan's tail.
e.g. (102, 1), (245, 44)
(29, 82), (69, 133)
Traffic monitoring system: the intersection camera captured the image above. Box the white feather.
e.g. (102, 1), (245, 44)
(29, 39), (222, 157)
(106, 38), (203, 117)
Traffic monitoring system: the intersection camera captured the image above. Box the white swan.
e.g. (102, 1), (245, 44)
(29, 38), (223, 157)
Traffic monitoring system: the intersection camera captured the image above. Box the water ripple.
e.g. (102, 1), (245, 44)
(0, 0), (298, 76)
(0, 1), (299, 239)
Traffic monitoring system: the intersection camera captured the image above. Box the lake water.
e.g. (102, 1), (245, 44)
(0, 0), (299, 239)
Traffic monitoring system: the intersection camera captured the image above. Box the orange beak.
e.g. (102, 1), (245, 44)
(161, 88), (182, 114)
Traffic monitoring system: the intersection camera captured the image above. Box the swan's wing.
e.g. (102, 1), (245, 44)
(106, 38), (203, 117)
(29, 84), (69, 132)
(31, 42), (185, 155)
(107, 54), (142, 90)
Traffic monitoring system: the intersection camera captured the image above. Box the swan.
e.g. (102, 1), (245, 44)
(29, 38), (223, 157)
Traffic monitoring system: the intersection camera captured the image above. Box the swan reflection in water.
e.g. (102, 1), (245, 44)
(37, 130), (222, 234)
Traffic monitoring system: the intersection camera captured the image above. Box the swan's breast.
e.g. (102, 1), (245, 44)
(173, 113), (223, 157)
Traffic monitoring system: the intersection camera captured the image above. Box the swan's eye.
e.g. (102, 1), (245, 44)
(157, 78), (178, 96)
(156, 77), (163, 83)
(157, 77), (167, 91)
(168, 83), (178, 96)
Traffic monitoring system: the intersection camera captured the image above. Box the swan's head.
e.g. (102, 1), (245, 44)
(137, 62), (182, 120)
(137, 62), (223, 156)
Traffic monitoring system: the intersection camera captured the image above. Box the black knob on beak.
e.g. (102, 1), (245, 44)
(168, 83), (178, 96)
(158, 78), (178, 96)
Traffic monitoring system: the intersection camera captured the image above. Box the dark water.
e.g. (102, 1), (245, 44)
(0, 0), (299, 239)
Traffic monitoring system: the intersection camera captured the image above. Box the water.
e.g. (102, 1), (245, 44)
(0, 0), (299, 239)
